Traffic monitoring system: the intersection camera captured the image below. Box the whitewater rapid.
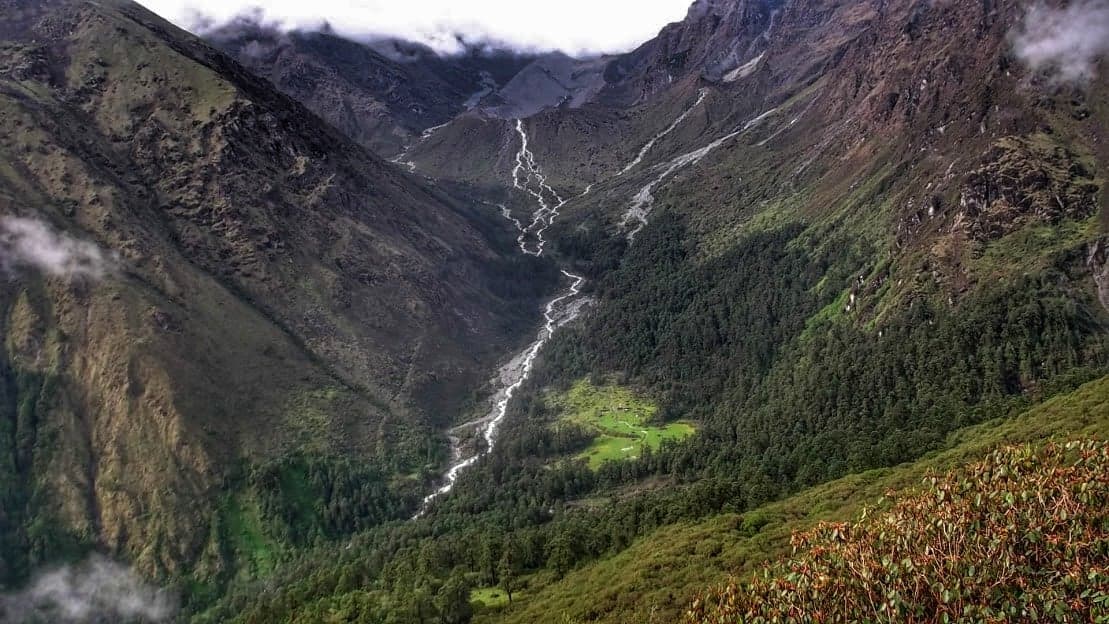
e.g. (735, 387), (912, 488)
(617, 89), (707, 177)
(416, 119), (587, 516)
(622, 106), (780, 240)
(390, 121), (452, 172)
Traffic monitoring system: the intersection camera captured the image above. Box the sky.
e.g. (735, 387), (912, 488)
(137, 0), (695, 56)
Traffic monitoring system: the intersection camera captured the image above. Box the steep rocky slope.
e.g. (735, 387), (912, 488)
(0, 0), (551, 585)
(207, 22), (535, 156)
(599, 0), (784, 103)
(209, 23), (636, 160)
(403, 0), (1107, 253)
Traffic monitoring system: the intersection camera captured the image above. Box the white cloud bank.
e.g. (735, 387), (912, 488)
(0, 216), (114, 280)
(0, 555), (176, 623)
(1012, 0), (1109, 84)
(137, 0), (694, 56)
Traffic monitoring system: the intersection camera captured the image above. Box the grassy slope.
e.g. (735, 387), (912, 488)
(485, 373), (1109, 624)
(471, 587), (515, 609)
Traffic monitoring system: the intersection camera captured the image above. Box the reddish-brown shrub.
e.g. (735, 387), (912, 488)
(685, 441), (1109, 623)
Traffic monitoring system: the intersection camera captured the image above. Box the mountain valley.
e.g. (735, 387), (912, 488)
(1, 0), (1108, 622)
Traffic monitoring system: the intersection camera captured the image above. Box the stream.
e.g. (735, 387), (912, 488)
(416, 120), (587, 515)
(416, 96), (797, 513)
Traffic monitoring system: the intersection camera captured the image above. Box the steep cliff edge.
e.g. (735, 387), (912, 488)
(207, 22), (535, 156)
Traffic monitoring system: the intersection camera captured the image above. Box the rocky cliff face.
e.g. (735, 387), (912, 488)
(208, 22), (534, 156)
(600, 0), (782, 103)
(0, 0), (547, 581)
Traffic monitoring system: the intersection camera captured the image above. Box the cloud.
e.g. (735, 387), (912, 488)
(0, 555), (176, 623)
(136, 0), (693, 56)
(0, 216), (114, 280)
(1011, 0), (1109, 84)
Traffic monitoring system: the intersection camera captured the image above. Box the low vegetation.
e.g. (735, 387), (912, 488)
(471, 587), (513, 609)
(685, 440), (1109, 623)
(490, 373), (1109, 624)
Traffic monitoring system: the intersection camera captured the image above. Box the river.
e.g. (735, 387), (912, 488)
(415, 120), (587, 516)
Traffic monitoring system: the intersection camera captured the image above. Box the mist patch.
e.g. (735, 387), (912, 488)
(0, 555), (176, 623)
(1011, 0), (1109, 85)
(0, 216), (115, 280)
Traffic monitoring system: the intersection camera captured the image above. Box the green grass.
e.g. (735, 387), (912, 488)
(472, 587), (514, 609)
(486, 374), (1109, 624)
(222, 494), (279, 579)
(549, 380), (695, 468)
(974, 215), (1100, 278)
(799, 289), (852, 340)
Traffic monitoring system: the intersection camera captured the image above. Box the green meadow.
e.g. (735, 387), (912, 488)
(550, 380), (696, 468)
(471, 586), (514, 609)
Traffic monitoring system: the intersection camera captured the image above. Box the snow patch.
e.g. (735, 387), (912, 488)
(723, 52), (764, 82)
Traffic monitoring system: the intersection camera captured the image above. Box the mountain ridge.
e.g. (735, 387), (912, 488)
(191, 0), (1109, 621)
(0, 0), (553, 585)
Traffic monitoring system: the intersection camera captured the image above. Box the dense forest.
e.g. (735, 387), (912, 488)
(187, 202), (1108, 623)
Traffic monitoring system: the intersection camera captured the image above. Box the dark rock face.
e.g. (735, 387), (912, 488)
(959, 138), (1100, 242)
(208, 21), (534, 155)
(481, 53), (611, 119)
(1091, 238), (1109, 312)
(599, 0), (783, 104)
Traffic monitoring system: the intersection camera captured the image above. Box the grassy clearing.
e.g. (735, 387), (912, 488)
(222, 494), (279, 579)
(490, 374), (1109, 624)
(550, 380), (695, 468)
(471, 587), (513, 609)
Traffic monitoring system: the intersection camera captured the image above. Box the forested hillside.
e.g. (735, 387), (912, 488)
(502, 373), (1109, 624)
(191, 368), (1109, 624)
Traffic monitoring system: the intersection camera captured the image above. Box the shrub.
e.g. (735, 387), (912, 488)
(686, 441), (1109, 623)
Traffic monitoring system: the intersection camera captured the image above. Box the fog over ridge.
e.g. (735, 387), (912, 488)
(138, 0), (693, 56)
(1011, 0), (1109, 84)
